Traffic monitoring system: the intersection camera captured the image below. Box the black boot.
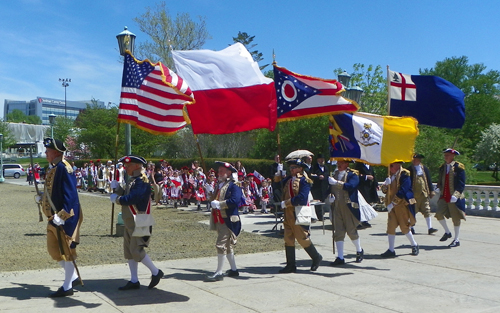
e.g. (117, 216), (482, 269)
(305, 243), (323, 271)
(279, 246), (296, 273)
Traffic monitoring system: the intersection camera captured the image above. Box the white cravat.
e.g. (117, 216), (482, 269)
(414, 165), (424, 176)
(337, 170), (346, 180)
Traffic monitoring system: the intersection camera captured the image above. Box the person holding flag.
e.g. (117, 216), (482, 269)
(380, 162), (419, 258)
(328, 159), (365, 265)
(205, 161), (243, 282)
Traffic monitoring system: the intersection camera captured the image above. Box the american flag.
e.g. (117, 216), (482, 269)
(118, 52), (195, 135)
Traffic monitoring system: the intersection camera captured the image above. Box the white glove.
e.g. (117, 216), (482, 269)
(110, 193), (119, 204)
(386, 202), (395, 213)
(53, 214), (65, 226)
(280, 201), (286, 209)
(211, 200), (220, 209)
(384, 177), (392, 186)
(110, 180), (119, 189)
(434, 187), (440, 193)
(450, 195), (458, 203)
(328, 177), (338, 185)
(35, 193), (43, 203)
(327, 194), (336, 204)
(277, 164), (283, 171)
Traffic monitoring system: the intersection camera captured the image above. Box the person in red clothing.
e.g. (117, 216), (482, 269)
(436, 148), (466, 247)
(205, 161), (243, 282)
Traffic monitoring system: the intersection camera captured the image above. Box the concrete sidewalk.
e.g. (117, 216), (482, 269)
(2, 178), (500, 312)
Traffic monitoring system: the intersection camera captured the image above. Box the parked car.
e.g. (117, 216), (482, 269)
(2, 164), (26, 178)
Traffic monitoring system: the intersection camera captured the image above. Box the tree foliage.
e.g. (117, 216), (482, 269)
(5, 109), (41, 125)
(134, 1), (210, 68)
(0, 120), (17, 148)
(46, 116), (75, 143)
(232, 31), (269, 70)
(475, 123), (500, 166)
(334, 64), (387, 114)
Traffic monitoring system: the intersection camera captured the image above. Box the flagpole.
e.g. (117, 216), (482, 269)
(110, 121), (121, 236)
(386, 65), (391, 114)
(193, 133), (207, 173)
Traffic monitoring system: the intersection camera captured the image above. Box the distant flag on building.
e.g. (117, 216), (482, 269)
(274, 65), (359, 122)
(388, 69), (465, 129)
(172, 43), (277, 135)
(118, 51), (195, 135)
(329, 112), (418, 166)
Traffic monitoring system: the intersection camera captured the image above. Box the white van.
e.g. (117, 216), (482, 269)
(2, 164), (26, 178)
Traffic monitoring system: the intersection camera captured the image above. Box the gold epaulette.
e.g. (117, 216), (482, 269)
(141, 173), (149, 183)
(400, 168), (410, 176)
(348, 168), (359, 175)
(457, 162), (466, 170)
(62, 160), (73, 174)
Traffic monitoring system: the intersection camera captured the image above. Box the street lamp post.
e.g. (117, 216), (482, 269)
(337, 70), (364, 104)
(59, 78), (71, 118)
(116, 26), (136, 155)
(49, 113), (56, 138)
(0, 133), (4, 183)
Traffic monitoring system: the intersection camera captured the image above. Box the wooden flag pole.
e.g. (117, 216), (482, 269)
(110, 121), (121, 236)
(386, 65), (391, 114)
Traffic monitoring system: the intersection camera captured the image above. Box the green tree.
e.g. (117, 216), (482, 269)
(475, 123), (500, 168)
(0, 120), (17, 148)
(5, 109), (42, 125)
(45, 116), (74, 143)
(134, 1), (211, 68)
(232, 31), (269, 70)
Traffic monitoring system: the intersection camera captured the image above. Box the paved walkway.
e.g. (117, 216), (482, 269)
(1, 178), (500, 312)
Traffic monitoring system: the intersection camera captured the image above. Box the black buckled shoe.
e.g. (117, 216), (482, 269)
(204, 273), (224, 282)
(148, 269), (164, 289)
(448, 240), (460, 248)
(362, 221), (372, 228)
(50, 287), (74, 297)
(330, 257), (346, 266)
(356, 249), (364, 263)
(225, 269), (240, 277)
(381, 249), (396, 258)
(411, 245), (419, 256)
(439, 232), (452, 241)
(278, 265), (297, 274)
(118, 281), (140, 291)
(428, 228), (438, 235)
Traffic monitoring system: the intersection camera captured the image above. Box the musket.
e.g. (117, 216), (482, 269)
(29, 144), (43, 222)
(56, 223), (84, 286)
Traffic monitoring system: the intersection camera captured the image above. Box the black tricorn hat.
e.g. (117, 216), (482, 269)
(413, 153), (425, 159)
(118, 155), (147, 166)
(43, 137), (66, 152)
(215, 161), (237, 172)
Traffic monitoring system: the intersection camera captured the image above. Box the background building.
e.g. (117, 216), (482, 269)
(4, 97), (105, 124)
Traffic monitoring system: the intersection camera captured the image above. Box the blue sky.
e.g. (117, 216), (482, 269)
(1, 0), (499, 119)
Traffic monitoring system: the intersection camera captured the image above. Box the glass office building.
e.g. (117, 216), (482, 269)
(4, 97), (105, 125)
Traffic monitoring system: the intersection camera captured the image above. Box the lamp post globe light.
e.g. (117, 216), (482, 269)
(0, 133), (4, 183)
(59, 78), (71, 118)
(116, 26), (136, 155)
(337, 70), (364, 105)
(48, 113), (56, 138)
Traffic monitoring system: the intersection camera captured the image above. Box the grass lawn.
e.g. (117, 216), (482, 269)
(474, 171), (500, 185)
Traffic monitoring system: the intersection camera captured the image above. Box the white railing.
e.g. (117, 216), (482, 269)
(430, 185), (500, 217)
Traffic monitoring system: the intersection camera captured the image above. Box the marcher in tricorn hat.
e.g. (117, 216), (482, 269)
(275, 158), (322, 273)
(380, 162), (419, 258)
(38, 138), (83, 297)
(408, 153), (438, 235)
(435, 148), (466, 247)
(109, 155), (164, 290)
(328, 158), (365, 265)
(205, 161), (242, 282)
